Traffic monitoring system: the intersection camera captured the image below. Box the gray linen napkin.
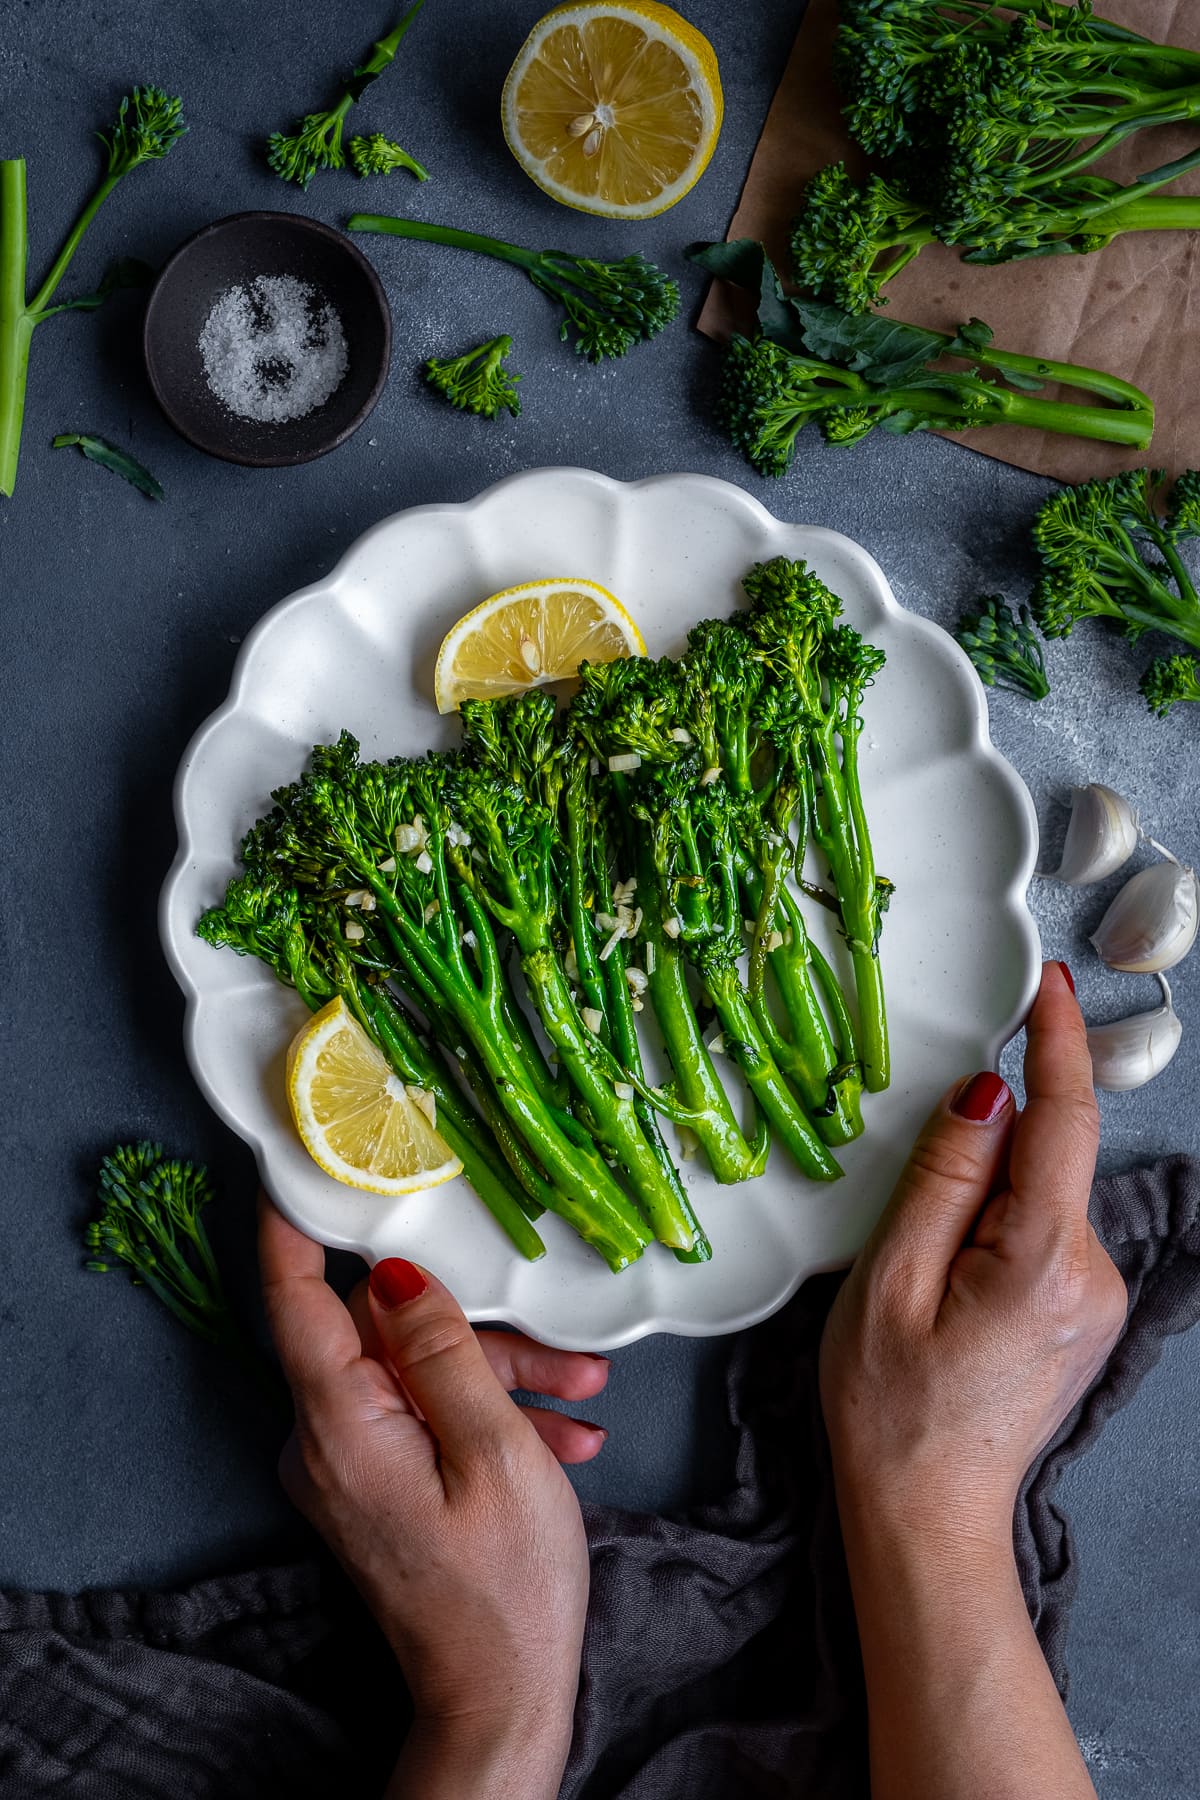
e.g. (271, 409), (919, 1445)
(0, 1157), (1196, 1799)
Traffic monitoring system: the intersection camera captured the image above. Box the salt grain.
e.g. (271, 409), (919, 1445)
(198, 275), (348, 424)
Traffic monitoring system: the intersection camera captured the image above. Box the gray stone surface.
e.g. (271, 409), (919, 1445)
(0, 1), (1195, 1793)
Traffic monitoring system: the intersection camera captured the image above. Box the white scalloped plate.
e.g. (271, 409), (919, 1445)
(160, 468), (1040, 1350)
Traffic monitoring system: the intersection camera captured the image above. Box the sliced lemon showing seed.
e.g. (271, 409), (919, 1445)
(434, 577), (645, 712)
(501, 2), (723, 220)
(286, 997), (462, 1196)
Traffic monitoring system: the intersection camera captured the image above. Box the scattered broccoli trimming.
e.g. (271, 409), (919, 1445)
(347, 215), (680, 360)
(423, 336), (521, 419)
(955, 597), (1050, 701)
(267, 0), (427, 188)
(0, 87), (185, 498)
(688, 240), (1154, 476)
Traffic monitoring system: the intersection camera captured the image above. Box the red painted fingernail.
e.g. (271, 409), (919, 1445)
(583, 1353), (611, 1364)
(578, 1420), (608, 1438)
(369, 1259), (429, 1310)
(1057, 961), (1076, 995)
(951, 1072), (1011, 1123)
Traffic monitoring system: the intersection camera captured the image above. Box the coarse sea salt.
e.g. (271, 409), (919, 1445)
(198, 275), (348, 424)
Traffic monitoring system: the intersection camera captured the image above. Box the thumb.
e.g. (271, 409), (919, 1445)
(862, 1072), (1015, 1320)
(367, 1258), (520, 1468)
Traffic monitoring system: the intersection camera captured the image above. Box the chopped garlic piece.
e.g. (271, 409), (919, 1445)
(345, 921), (365, 942)
(625, 967), (648, 994)
(405, 1086), (437, 1127)
(414, 850), (433, 875)
(662, 915), (681, 939)
(581, 1007), (603, 1034)
(700, 765), (721, 787)
(608, 752), (642, 773)
(613, 1081), (635, 1102)
(377, 856), (397, 873)
(706, 1032), (726, 1055)
(668, 727), (693, 744)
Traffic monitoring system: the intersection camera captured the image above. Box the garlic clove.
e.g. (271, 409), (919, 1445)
(1048, 783), (1140, 886)
(1087, 975), (1183, 1091)
(1090, 860), (1200, 973)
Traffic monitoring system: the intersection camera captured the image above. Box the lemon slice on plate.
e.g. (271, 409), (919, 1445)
(501, 2), (723, 220)
(286, 998), (463, 1196)
(434, 577), (645, 712)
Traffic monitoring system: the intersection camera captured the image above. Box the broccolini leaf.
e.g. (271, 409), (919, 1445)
(52, 433), (164, 500)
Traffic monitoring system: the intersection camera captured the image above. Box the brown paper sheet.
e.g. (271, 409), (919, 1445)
(698, 0), (1200, 483)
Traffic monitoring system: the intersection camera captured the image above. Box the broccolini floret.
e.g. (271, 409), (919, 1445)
(1, 87), (186, 497)
(267, 1), (428, 188)
(423, 336), (521, 419)
(348, 215), (680, 360)
(1140, 654), (1200, 718)
(955, 597), (1050, 701)
(86, 1143), (241, 1348)
(348, 132), (429, 182)
(1029, 469), (1200, 651)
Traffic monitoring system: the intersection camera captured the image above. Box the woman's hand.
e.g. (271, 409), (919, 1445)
(820, 962), (1127, 1800)
(259, 1198), (608, 1800)
(821, 959), (1126, 1547)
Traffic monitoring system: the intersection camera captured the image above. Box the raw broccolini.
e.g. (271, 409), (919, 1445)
(0, 87), (186, 497)
(200, 558), (894, 1271)
(423, 336), (521, 419)
(688, 240), (1154, 475)
(1027, 468), (1200, 719)
(955, 597), (1050, 701)
(790, 154), (1200, 315)
(267, 0), (428, 188)
(347, 215), (680, 360)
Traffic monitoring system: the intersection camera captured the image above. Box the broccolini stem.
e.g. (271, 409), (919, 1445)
(570, 788), (711, 1262)
(0, 161), (31, 498)
(347, 215), (539, 271)
(521, 945), (699, 1252)
(27, 169), (124, 317)
(372, 897), (651, 1269)
(630, 825), (769, 1185)
(353, 982), (547, 1260)
(700, 968), (842, 1183)
(737, 854), (864, 1145)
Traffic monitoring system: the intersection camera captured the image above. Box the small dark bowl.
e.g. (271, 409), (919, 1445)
(144, 212), (391, 467)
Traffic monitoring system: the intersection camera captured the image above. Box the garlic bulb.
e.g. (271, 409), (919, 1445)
(1087, 975), (1183, 1091)
(1091, 859), (1200, 973)
(1048, 783), (1140, 885)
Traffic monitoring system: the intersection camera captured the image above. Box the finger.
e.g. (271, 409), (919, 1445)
(477, 1330), (611, 1402)
(520, 1406), (608, 1465)
(258, 1193), (363, 1405)
(1008, 962), (1099, 1226)
(367, 1258), (522, 1465)
(861, 1072), (1015, 1313)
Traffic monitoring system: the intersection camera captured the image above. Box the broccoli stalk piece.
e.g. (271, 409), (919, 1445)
(1029, 469), (1200, 656)
(689, 241), (1154, 475)
(346, 215), (680, 360)
(1141, 654), (1200, 717)
(1, 87), (186, 497)
(955, 597), (1050, 701)
(348, 132), (429, 183)
(86, 1144), (251, 1355)
(423, 336), (522, 420)
(268, 0), (427, 188)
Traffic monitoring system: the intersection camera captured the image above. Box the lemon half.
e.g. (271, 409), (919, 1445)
(286, 998), (462, 1196)
(434, 577), (645, 712)
(502, 2), (723, 219)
